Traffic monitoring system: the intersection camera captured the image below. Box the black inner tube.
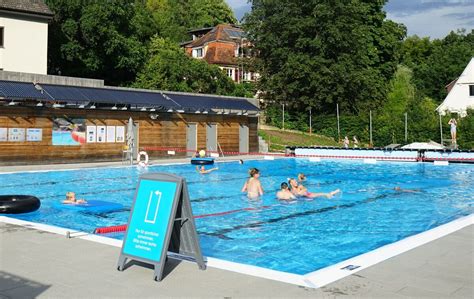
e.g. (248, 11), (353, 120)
(191, 159), (214, 165)
(0, 195), (41, 214)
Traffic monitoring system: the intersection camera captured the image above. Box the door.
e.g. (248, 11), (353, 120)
(186, 123), (197, 157)
(239, 124), (249, 153)
(206, 123), (217, 153)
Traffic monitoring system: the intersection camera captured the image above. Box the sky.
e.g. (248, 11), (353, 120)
(225, 0), (474, 39)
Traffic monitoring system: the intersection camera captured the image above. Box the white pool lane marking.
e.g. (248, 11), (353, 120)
(1, 214), (472, 288)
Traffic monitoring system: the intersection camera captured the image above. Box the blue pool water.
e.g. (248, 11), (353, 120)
(1, 159), (473, 274)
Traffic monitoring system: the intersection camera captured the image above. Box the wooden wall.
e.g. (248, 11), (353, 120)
(0, 106), (259, 164)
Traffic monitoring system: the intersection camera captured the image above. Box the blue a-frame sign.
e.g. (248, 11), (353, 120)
(117, 173), (206, 281)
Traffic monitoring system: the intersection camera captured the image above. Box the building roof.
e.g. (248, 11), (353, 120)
(204, 46), (237, 66)
(185, 24), (245, 49)
(0, 80), (50, 100)
(0, 0), (53, 17)
(437, 58), (474, 117)
(0, 80), (259, 113)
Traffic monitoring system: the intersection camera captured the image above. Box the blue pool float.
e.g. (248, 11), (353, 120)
(53, 200), (124, 213)
(191, 157), (215, 165)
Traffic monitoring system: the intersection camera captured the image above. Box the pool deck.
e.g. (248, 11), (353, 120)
(1, 222), (472, 298)
(1, 159), (473, 298)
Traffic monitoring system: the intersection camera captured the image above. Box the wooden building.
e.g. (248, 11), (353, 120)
(0, 80), (259, 164)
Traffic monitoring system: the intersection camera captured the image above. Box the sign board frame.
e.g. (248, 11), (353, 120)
(117, 173), (206, 281)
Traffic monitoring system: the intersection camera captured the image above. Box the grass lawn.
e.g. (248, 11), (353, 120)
(259, 129), (339, 151)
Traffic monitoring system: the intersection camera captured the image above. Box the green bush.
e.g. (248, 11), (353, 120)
(263, 103), (474, 149)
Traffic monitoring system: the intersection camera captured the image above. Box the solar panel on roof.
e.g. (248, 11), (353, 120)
(0, 80), (257, 112)
(164, 93), (258, 111)
(223, 29), (246, 39)
(0, 80), (51, 100)
(39, 84), (179, 108)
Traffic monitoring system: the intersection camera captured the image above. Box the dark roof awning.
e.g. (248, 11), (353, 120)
(38, 84), (179, 109)
(165, 93), (258, 111)
(0, 80), (51, 100)
(0, 80), (258, 112)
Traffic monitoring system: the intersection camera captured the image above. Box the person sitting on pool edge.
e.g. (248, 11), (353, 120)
(241, 168), (264, 199)
(196, 165), (218, 174)
(288, 178), (340, 199)
(63, 192), (87, 204)
(276, 182), (296, 201)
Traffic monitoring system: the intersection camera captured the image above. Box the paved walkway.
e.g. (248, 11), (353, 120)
(0, 222), (472, 298)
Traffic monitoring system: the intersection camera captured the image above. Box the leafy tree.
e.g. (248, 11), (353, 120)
(244, 0), (406, 114)
(374, 66), (414, 145)
(46, 0), (157, 85)
(134, 37), (243, 96)
(146, 0), (237, 42)
(401, 30), (474, 102)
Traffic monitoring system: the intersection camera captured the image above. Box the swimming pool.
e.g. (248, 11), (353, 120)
(1, 159), (473, 275)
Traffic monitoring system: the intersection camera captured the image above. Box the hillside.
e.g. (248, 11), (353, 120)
(258, 127), (339, 151)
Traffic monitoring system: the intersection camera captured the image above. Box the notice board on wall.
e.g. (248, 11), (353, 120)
(0, 128), (7, 141)
(8, 128), (25, 142)
(26, 128), (42, 141)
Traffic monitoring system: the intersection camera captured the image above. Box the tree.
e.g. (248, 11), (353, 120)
(134, 37), (247, 96)
(244, 0), (406, 114)
(146, 0), (237, 42)
(46, 0), (157, 85)
(401, 30), (474, 102)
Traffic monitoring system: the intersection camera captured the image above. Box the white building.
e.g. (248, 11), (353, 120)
(437, 57), (474, 117)
(0, 0), (53, 75)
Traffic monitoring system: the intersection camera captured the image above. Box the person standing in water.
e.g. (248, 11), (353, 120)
(241, 168), (264, 199)
(276, 182), (296, 201)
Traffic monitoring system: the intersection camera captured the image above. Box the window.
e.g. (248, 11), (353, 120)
(243, 71), (252, 81)
(470, 85), (474, 96)
(224, 68), (234, 79)
(192, 47), (203, 58)
(0, 27), (4, 47)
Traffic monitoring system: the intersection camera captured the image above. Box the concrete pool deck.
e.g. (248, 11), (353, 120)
(0, 159), (473, 297)
(1, 222), (472, 298)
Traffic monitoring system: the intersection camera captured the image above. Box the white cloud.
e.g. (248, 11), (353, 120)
(387, 5), (474, 38)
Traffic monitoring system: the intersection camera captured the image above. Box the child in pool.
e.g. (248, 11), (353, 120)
(241, 168), (264, 199)
(288, 178), (340, 199)
(63, 192), (87, 204)
(297, 173), (306, 183)
(276, 182), (296, 201)
(196, 165), (218, 174)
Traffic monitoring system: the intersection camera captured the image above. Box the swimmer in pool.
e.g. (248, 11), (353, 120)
(393, 186), (421, 193)
(276, 182), (296, 201)
(297, 173), (306, 183)
(241, 168), (264, 199)
(288, 178), (340, 199)
(196, 165), (218, 174)
(63, 192), (87, 204)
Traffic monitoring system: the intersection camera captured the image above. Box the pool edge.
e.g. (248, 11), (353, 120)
(1, 214), (472, 289)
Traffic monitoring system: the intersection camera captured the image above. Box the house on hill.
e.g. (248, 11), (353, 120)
(182, 24), (258, 83)
(437, 57), (474, 117)
(0, 0), (53, 74)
